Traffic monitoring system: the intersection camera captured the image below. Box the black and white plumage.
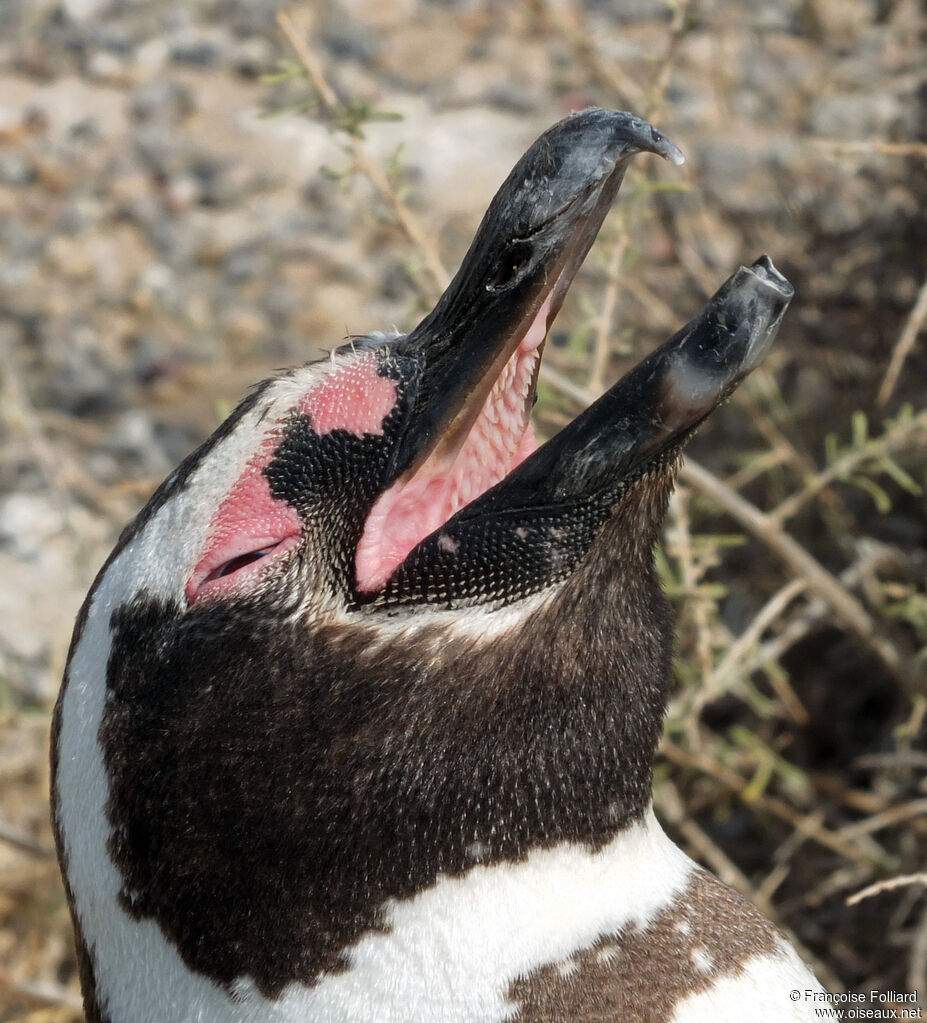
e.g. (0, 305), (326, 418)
(52, 108), (824, 1022)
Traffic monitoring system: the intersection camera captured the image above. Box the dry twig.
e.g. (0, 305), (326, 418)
(877, 273), (927, 407)
(837, 800), (927, 843)
(0, 971), (84, 1013)
(847, 873), (927, 907)
(537, 0), (648, 111)
(0, 820), (55, 859)
(811, 139), (927, 161)
(588, 234), (630, 396)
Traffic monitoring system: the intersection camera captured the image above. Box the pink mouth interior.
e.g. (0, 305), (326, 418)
(354, 295), (554, 593)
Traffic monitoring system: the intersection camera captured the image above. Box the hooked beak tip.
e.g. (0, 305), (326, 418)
(651, 127), (686, 166)
(608, 113), (684, 167)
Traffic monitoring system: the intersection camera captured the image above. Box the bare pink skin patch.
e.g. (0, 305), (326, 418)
(301, 356), (399, 438)
(187, 433), (302, 604)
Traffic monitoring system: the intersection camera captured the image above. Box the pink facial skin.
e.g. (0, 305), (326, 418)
(188, 323), (543, 602)
(187, 357), (401, 604)
(186, 436), (303, 604)
(300, 357), (399, 438)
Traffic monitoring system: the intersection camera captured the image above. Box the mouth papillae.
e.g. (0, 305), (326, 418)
(355, 303), (548, 594)
(350, 110), (794, 610)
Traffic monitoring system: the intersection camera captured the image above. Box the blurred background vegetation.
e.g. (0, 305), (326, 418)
(0, 0), (925, 1017)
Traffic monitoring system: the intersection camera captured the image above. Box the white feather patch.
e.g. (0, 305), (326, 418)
(56, 366), (331, 1022)
(670, 940), (826, 1022)
(265, 807), (694, 1022)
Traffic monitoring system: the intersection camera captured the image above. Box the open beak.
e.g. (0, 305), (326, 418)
(374, 255), (793, 609)
(391, 108), (685, 481)
(353, 108), (793, 609)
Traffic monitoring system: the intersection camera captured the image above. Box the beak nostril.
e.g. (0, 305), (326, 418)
(488, 261), (519, 290)
(487, 245), (533, 292)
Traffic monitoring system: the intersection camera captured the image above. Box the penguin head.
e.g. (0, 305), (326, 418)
(133, 108), (787, 628)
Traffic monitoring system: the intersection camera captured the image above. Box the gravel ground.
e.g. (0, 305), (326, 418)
(0, 0), (925, 1018)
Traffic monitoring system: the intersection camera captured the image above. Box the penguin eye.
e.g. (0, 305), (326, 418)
(186, 446), (305, 605)
(210, 548), (273, 580)
(187, 535), (302, 604)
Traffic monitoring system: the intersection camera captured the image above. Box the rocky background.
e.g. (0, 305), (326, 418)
(0, 0), (925, 1018)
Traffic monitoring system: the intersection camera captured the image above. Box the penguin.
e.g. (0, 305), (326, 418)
(52, 108), (826, 1022)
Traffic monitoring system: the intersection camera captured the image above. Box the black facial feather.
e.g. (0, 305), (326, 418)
(262, 352), (421, 597)
(100, 475), (675, 997)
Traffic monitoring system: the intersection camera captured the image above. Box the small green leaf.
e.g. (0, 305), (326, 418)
(851, 410), (868, 448)
(260, 60), (306, 83)
(825, 431), (841, 465)
(848, 474), (892, 512)
(878, 457), (922, 495)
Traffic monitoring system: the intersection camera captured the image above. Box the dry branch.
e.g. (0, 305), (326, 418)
(877, 273), (927, 407)
(680, 459), (924, 697)
(847, 874), (927, 907)
(0, 820), (55, 859)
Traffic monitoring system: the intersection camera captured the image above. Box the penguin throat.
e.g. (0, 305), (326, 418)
(354, 304), (550, 593)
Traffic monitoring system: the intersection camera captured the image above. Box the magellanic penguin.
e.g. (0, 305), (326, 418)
(52, 108), (826, 1022)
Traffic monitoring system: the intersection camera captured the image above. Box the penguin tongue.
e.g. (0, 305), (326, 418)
(370, 256), (793, 609)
